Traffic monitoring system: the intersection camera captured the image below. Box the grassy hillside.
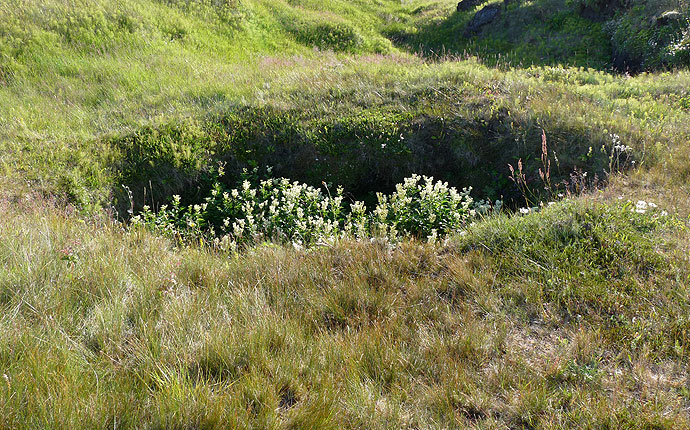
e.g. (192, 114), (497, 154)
(395, 0), (690, 71)
(0, 0), (410, 204)
(1, 0), (690, 428)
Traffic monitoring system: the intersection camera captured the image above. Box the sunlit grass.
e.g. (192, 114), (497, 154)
(0, 0), (688, 211)
(1, 0), (690, 427)
(0, 195), (688, 428)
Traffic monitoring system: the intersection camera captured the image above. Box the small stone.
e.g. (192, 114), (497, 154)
(457, 0), (486, 12)
(465, 4), (501, 35)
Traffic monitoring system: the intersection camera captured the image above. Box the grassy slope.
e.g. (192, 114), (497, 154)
(1, 0), (690, 428)
(395, 0), (689, 70)
(0, 0), (688, 206)
(390, 0), (613, 68)
(0, 0), (409, 203)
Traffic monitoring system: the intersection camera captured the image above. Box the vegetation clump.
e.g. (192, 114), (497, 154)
(605, 1), (690, 72)
(134, 169), (488, 248)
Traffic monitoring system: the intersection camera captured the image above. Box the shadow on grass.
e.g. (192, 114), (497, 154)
(388, 0), (613, 70)
(110, 104), (613, 215)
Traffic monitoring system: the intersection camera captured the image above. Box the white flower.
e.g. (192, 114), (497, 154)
(427, 229), (438, 244)
(519, 207), (531, 214)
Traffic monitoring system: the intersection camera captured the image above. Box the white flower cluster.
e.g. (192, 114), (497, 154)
(607, 134), (633, 154)
(371, 174), (476, 241)
(601, 133), (637, 175)
(632, 200), (665, 215)
(135, 173), (492, 248)
(207, 177), (349, 246)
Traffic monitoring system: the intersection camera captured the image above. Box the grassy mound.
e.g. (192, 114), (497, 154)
(390, 0), (689, 72)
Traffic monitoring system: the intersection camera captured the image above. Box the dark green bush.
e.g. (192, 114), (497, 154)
(287, 18), (363, 52)
(606, 2), (689, 71)
(111, 99), (624, 215)
(112, 120), (214, 208)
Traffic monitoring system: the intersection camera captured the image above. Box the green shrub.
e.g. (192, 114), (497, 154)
(113, 121), (214, 205)
(606, 2), (690, 71)
(133, 171), (488, 248)
(567, 0), (625, 16)
(372, 174), (486, 240)
(287, 18), (364, 52)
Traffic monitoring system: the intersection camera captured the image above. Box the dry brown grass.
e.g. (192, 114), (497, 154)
(0, 193), (689, 428)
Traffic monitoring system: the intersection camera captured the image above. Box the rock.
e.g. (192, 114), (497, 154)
(457, 0), (485, 12)
(465, 4), (501, 34)
(577, 0), (624, 21)
(656, 11), (684, 27)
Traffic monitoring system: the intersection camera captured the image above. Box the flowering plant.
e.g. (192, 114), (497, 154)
(133, 168), (491, 248)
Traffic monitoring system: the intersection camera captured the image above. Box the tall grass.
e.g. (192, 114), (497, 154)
(1, 0), (690, 427)
(0, 195), (688, 428)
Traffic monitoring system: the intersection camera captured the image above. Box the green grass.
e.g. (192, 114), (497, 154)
(1, 0), (688, 210)
(0, 0), (409, 205)
(2, 0), (690, 427)
(5, 54), (690, 210)
(0, 196), (688, 428)
(392, 0), (614, 68)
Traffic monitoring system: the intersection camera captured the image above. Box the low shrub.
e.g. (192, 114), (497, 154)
(372, 174), (489, 240)
(454, 198), (686, 331)
(286, 17), (364, 52)
(133, 169), (492, 248)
